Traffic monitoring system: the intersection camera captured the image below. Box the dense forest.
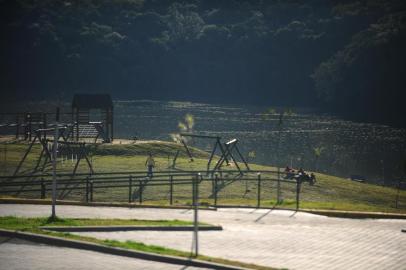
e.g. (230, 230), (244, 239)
(1, 0), (405, 127)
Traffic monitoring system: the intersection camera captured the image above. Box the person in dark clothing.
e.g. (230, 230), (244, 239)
(145, 153), (155, 177)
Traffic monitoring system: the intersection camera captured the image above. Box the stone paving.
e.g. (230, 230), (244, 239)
(0, 237), (213, 270)
(1, 204), (406, 270)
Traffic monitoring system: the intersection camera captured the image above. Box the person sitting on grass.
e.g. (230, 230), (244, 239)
(145, 153), (155, 177)
(284, 166), (295, 179)
(294, 168), (316, 185)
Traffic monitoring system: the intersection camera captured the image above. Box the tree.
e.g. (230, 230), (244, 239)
(170, 113), (195, 144)
(313, 146), (324, 172)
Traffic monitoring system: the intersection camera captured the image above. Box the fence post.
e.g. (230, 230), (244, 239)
(169, 175), (173, 205)
(257, 173), (261, 208)
(15, 115), (20, 139)
(85, 176), (89, 203)
(41, 178), (46, 199)
(214, 173), (218, 207)
(395, 178), (401, 209)
(90, 180), (94, 202)
(128, 175), (133, 203)
(296, 178), (301, 210)
(139, 180), (143, 204)
(193, 173), (200, 257)
(277, 167), (281, 204)
(197, 173), (200, 204)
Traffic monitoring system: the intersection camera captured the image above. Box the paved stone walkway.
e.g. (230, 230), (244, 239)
(0, 237), (212, 270)
(1, 204), (405, 270)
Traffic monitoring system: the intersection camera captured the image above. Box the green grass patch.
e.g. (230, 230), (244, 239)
(1, 140), (405, 214)
(0, 216), (199, 231)
(93, 141), (209, 159)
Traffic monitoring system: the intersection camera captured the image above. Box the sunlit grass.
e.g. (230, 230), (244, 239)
(1, 141), (405, 213)
(0, 216), (197, 230)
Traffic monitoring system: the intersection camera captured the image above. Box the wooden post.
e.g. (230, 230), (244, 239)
(257, 173), (261, 208)
(128, 175), (133, 203)
(169, 175), (173, 205)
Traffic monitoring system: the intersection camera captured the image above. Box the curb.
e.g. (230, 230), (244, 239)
(215, 204), (406, 220)
(40, 225), (223, 232)
(0, 229), (246, 270)
(0, 198), (217, 211)
(301, 209), (406, 219)
(2, 198), (405, 219)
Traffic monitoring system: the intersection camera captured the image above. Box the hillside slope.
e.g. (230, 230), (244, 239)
(0, 139), (405, 213)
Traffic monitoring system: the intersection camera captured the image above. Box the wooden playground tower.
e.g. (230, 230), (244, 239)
(1, 94), (114, 180)
(0, 94), (114, 144)
(72, 94), (113, 143)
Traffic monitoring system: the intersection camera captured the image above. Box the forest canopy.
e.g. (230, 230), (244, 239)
(1, 0), (405, 127)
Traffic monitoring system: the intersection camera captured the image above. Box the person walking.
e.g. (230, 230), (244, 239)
(145, 153), (156, 177)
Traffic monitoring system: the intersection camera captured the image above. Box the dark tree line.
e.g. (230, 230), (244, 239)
(1, 0), (405, 127)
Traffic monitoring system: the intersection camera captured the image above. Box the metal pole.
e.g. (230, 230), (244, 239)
(395, 178), (401, 209)
(296, 178), (301, 210)
(277, 167), (281, 204)
(41, 178), (46, 199)
(193, 173), (200, 257)
(90, 180), (94, 202)
(3, 144), (6, 176)
(128, 175), (133, 203)
(214, 173), (218, 207)
(257, 173), (261, 208)
(15, 115), (19, 139)
(86, 176), (89, 203)
(51, 124), (58, 219)
(139, 180), (143, 204)
(170, 175), (173, 205)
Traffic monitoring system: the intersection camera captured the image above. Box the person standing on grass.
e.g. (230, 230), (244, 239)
(145, 153), (155, 177)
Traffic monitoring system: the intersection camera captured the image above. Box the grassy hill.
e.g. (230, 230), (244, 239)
(0, 139), (405, 213)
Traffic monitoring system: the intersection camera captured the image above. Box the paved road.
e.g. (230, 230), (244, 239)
(1, 204), (405, 270)
(0, 236), (213, 270)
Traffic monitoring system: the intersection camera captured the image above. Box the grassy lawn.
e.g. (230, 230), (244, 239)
(0, 216), (277, 270)
(1, 140), (405, 214)
(0, 216), (199, 230)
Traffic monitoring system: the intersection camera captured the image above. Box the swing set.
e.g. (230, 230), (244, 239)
(175, 133), (250, 175)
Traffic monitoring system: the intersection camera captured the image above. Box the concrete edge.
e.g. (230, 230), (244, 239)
(0, 229), (247, 270)
(2, 198), (405, 219)
(215, 204), (406, 219)
(40, 225), (223, 232)
(0, 198), (217, 211)
(300, 209), (406, 219)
